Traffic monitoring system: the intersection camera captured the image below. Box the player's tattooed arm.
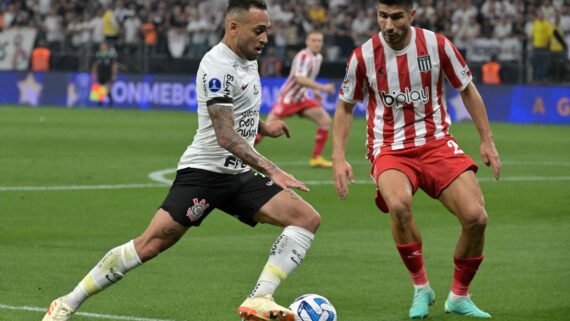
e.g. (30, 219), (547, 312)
(208, 104), (279, 176)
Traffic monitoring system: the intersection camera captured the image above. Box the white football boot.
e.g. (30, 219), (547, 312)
(42, 297), (75, 321)
(237, 294), (295, 321)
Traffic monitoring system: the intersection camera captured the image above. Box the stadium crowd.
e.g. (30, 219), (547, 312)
(1, 0), (569, 82)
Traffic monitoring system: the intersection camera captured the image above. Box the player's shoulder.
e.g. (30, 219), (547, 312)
(199, 44), (237, 73)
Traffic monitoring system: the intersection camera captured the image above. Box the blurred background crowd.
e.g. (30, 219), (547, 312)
(1, 0), (569, 83)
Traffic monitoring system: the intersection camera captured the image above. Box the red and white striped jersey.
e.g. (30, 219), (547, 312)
(339, 27), (472, 161)
(278, 48), (323, 104)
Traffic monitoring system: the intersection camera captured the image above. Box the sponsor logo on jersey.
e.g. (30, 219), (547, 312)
(380, 87), (430, 108)
(224, 155), (247, 169)
(208, 78), (221, 93)
(187, 198), (210, 222)
(417, 55), (432, 72)
(223, 74), (234, 97)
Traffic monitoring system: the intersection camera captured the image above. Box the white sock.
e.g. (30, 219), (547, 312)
(448, 291), (468, 301)
(63, 240), (142, 309)
(249, 226), (314, 298)
(413, 282), (431, 289)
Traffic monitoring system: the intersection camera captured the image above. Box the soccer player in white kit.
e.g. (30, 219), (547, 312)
(255, 31), (336, 168)
(43, 1), (319, 321)
(332, 0), (501, 319)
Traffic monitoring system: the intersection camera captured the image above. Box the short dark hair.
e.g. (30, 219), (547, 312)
(377, 0), (414, 10)
(226, 0), (267, 15)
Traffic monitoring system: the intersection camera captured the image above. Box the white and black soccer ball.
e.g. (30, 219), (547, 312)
(289, 294), (337, 321)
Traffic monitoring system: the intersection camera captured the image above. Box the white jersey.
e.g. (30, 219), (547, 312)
(178, 43), (262, 174)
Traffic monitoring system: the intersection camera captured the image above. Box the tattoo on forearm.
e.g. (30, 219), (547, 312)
(208, 104), (276, 175)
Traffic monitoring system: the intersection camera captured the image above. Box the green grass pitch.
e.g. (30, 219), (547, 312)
(1, 105), (569, 321)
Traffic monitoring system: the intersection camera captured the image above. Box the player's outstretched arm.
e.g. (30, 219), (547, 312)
(258, 119), (291, 138)
(460, 82), (501, 180)
(295, 76), (335, 94)
(208, 104), (309, 192)
(332, 99), (356, 199)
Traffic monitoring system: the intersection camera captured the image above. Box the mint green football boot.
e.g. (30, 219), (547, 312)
(409, 286), (435, 319)
(444, 295), (491, 318)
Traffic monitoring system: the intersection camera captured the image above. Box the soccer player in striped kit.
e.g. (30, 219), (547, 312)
(332, 0), (501, 319)
(256, 31), (336, 168)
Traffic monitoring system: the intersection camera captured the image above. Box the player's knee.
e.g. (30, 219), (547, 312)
(387, 197), (412, 216)
(319, 115), (331, 128)
(461, 205), (488, 233)
(292, 207), (320, 233)
(388, 199), (413, 227)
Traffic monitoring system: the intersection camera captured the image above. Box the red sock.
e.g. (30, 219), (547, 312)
(254, 133), (264, 146)
(396, 243), (429, 286)
(451, 256), (484, 296)
(312, 128), (329, 158)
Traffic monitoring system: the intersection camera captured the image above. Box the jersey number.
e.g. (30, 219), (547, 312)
(447, 140), (464, 155)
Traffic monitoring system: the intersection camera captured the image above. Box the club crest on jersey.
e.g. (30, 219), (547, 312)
(417, 55), (432, 72)
(187, 198), (210, 222)
(208, 78), (222, 93)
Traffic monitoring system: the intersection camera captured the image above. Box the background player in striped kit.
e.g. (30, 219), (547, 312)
(256, 31), (336, 168)
(332, 0), (501, 319)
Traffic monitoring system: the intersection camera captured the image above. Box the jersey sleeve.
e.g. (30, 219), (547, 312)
(338, 49), (367, 104)
(200, 58), (237, 107)
(437, 34), (472, 91)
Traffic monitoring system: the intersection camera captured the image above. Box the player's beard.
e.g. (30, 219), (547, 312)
(237, 39), (259, 61)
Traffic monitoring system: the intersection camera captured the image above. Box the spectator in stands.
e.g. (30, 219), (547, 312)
(44, 9), (63, 52)
(549, 13), (568, 82)
(260, 47), (283, 77)
(531, 9), (553, 82)
(336, 14), (355, 60)
(89, 9), (105, 52)
(541, 0), (557, 22)
(494, 15), (513, 39)
(167, 6), (188, 58)
(560, 5), (570, 62)
(451, 0), (478, 28)
(102, 4), (120, 48)
(482, 54), (501, 85)
(123, 12), (141, 55)
(186, 11), (209, 58)
(141, 15), (158, 57)
(452, 15), (481, 58)
(352, 9), (373, 46)
(31, 39), (51, 72)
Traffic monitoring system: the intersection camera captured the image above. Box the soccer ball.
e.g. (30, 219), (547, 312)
(289, 294), (337, 321)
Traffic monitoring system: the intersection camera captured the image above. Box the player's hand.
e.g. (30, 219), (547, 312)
(322, 83), (335, 94)
(333, 159), (354, 200)
(480, 140), (501, 181)
(314, 91), (323, 103)
(263, 119), (291, 138)
(271, 170), (309, 192)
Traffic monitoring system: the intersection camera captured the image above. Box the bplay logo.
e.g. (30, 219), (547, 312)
(380, 87), (430, 108)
